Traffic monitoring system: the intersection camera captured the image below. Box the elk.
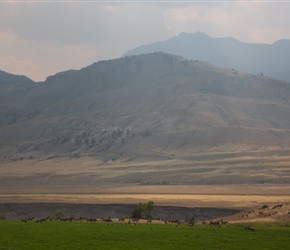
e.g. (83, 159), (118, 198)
(244, 226), (255, 231)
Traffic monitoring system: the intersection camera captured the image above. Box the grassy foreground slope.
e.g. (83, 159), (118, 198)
(1, 221), (290, 250)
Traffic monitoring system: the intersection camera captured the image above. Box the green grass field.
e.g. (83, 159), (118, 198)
(1, 220), (290, 250)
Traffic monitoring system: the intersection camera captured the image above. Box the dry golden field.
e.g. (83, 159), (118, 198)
(1, 156), (290, 212)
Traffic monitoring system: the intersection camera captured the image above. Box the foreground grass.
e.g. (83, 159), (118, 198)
(1, 221), (290, 250)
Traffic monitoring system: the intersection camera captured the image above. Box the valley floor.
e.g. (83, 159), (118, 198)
(1, 157), (290, 222)
(1, 184), (290, 209)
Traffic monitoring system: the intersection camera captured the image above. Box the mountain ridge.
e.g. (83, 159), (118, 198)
(1, 52), (290, 158)
(0, 70), (35, 85)
(123, 32), (290, 82)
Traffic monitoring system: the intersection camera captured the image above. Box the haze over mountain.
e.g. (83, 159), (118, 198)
(124, 32), (290, 83)
(1, 52), (290, 185)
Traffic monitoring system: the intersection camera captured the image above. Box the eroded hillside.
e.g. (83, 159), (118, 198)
(1, 52), (290, 185)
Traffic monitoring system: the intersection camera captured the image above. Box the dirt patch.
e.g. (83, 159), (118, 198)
(220, 203), (290, 224)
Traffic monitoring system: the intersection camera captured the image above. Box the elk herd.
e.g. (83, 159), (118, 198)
(19, 215), (252, 231)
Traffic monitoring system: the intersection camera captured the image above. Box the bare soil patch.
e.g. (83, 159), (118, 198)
(220, 203), (290, 224)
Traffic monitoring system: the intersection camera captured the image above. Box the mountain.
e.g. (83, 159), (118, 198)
(123, 32), (290, 82)
(0, 70), (35, 86)
(1, 52), (290, 185)
(0, 71), (36, 126)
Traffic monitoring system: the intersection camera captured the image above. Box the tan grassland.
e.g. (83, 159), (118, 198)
(1, 190), (290, 210)
(1, 157), (290, 211)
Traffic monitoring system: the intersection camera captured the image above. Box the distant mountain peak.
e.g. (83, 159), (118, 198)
(175, 31), (211, 40)
(123, 32), (290, 82)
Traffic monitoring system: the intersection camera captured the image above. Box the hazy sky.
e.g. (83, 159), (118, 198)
(1, 1), (289, 82)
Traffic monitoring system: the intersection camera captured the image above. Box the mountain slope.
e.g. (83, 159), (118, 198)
(1, 52), (290, 185)
(123, 32), (290, 82)
(0, 71), (36, 126)
(1, 52), (290, 158)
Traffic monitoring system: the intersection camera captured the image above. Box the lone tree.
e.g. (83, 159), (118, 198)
(131, 208), (142, 219)
(132, 201), (155, 219)
(54, 209), (64, 219)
